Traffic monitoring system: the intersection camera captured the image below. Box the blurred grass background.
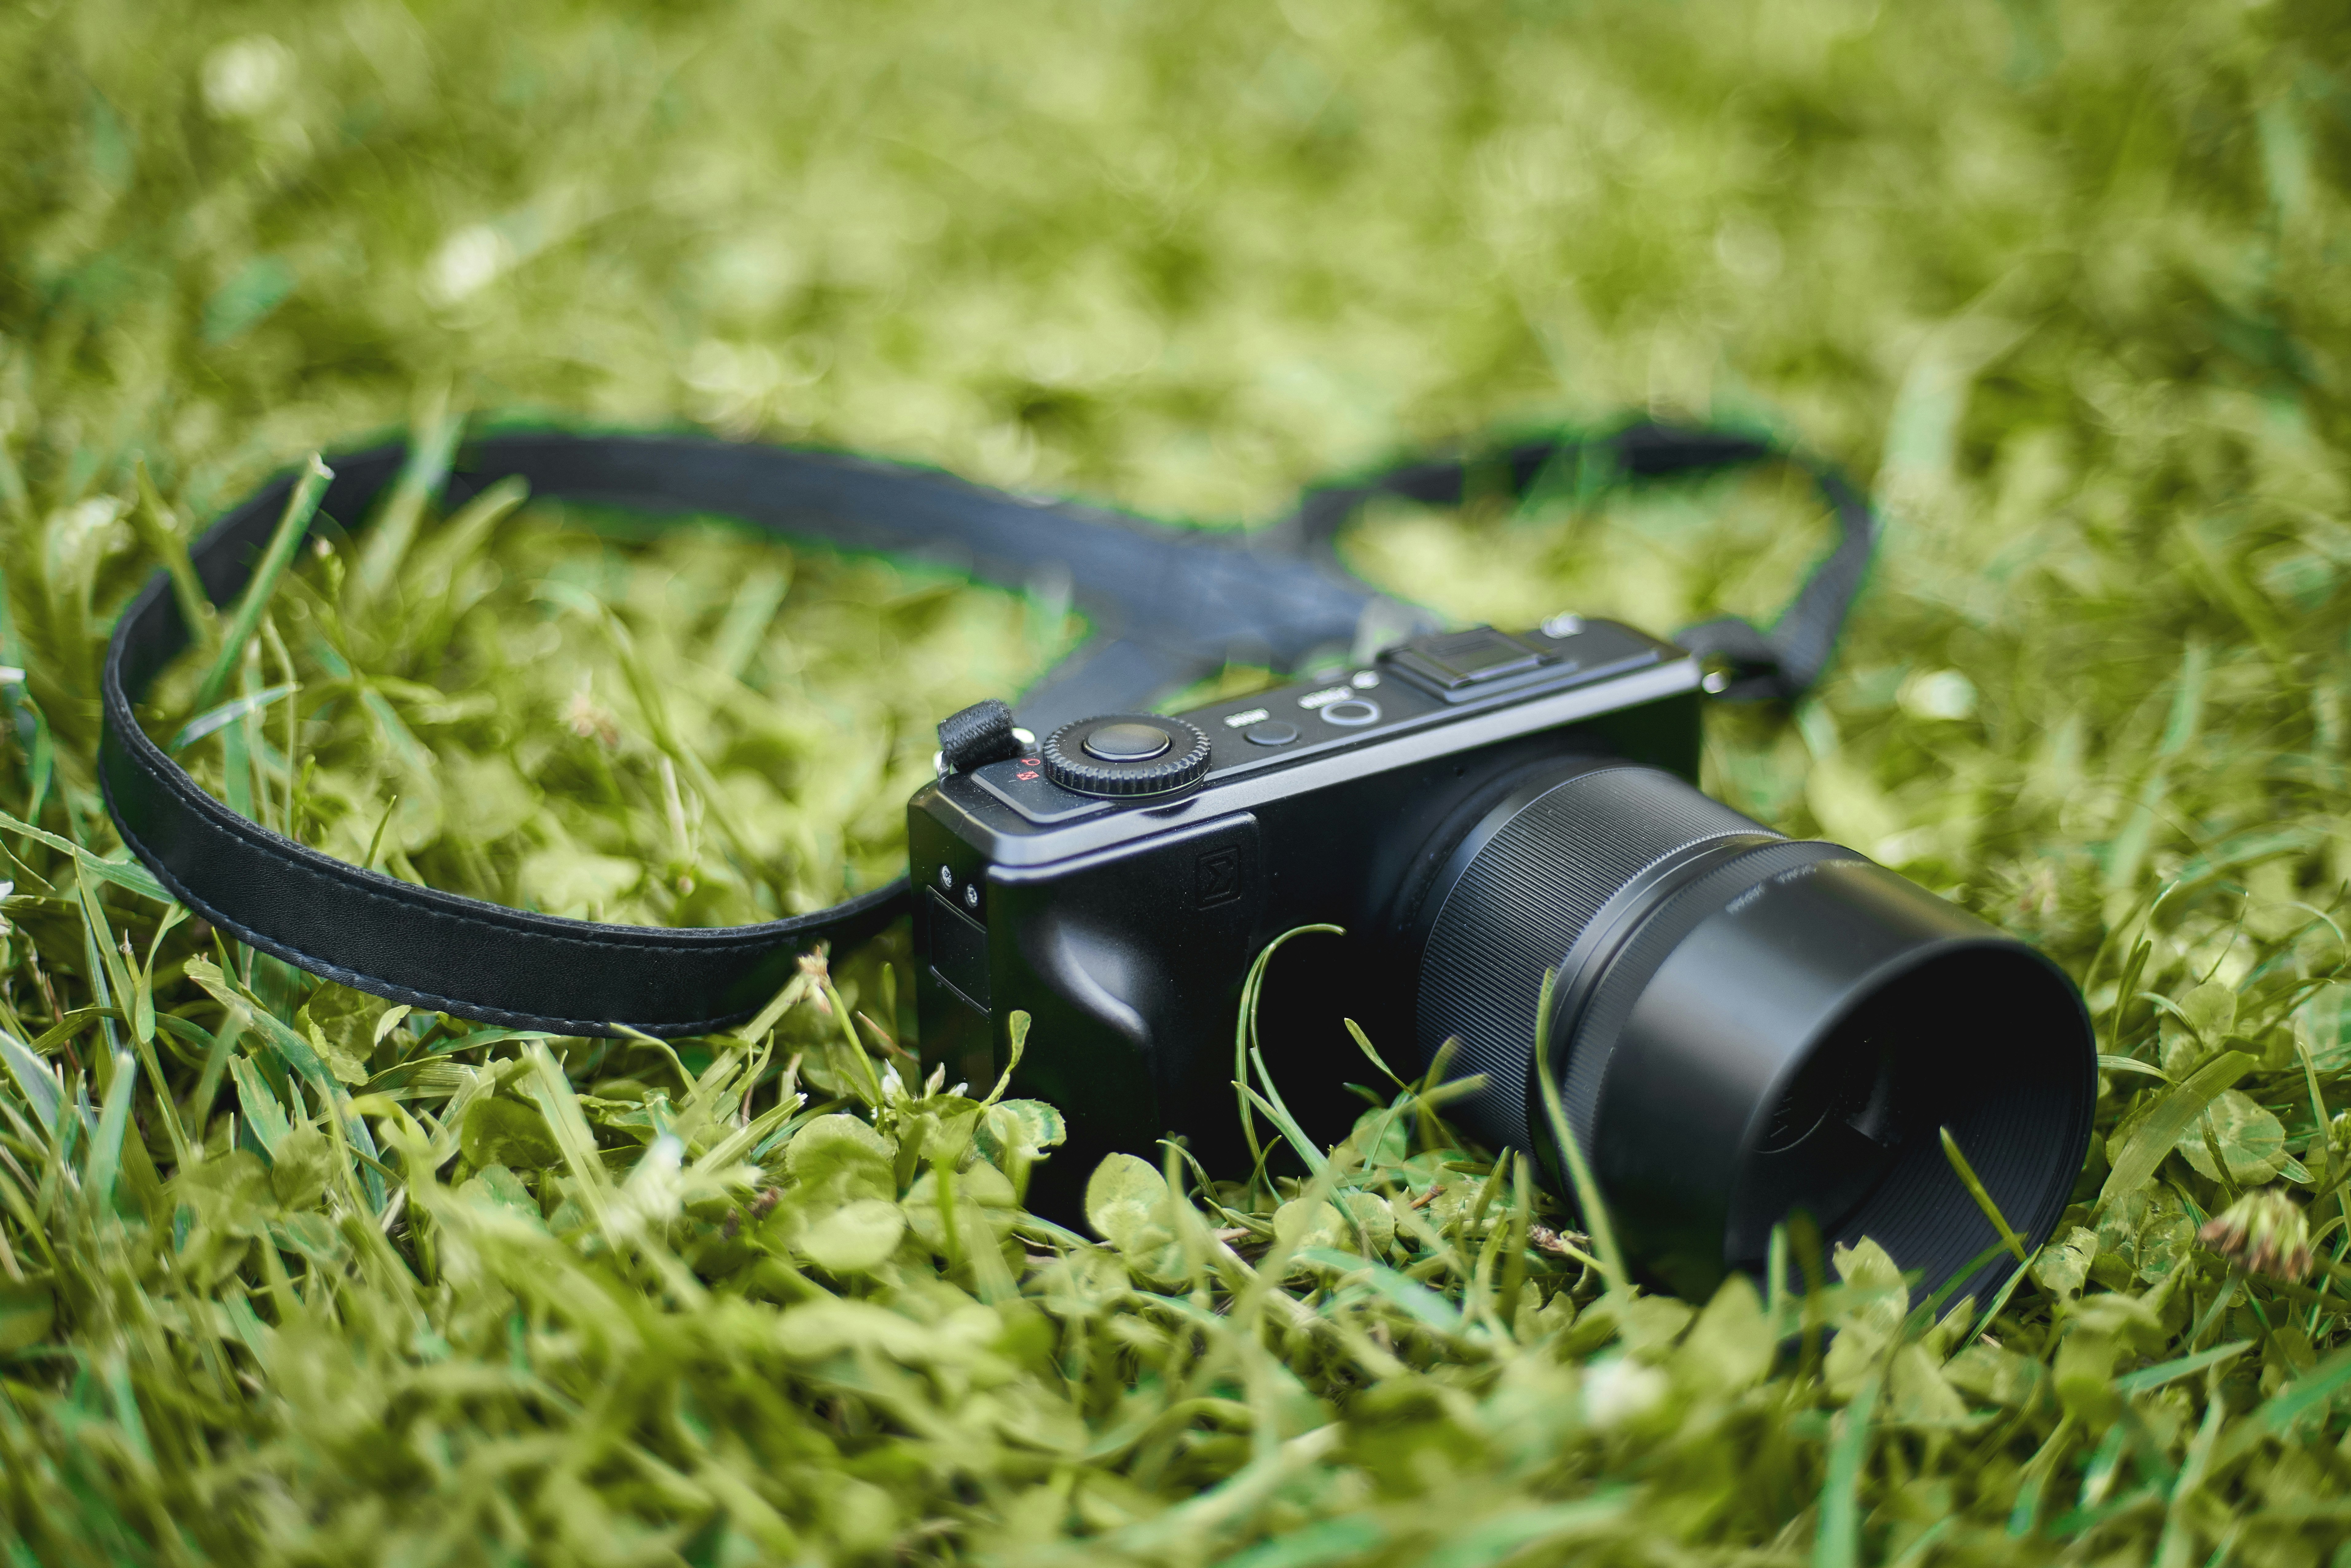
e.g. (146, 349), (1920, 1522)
(6, 0), (2351, 1562)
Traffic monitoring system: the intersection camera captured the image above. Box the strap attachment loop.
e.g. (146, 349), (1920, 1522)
(936, 699), (1024, 775)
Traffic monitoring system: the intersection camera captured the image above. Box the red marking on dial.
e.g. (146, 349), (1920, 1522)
(1016, 769), (1039, 781)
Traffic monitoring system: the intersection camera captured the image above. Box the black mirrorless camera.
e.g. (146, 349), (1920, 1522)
(104, 426), (2095, 1304)
(912, 615), (2094, 1299)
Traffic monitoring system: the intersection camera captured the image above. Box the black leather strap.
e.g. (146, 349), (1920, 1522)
(100, 421), (1875, 1037)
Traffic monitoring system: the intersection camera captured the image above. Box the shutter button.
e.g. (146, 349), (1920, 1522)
(1082, 722), (1173, 762)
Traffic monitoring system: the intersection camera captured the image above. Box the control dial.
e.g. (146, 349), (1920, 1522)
(1041, 713), (1212, 797)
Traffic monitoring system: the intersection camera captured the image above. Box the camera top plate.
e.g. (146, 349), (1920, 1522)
(921, 615), (1700, 869)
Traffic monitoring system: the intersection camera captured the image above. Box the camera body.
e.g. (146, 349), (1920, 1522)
(908, 616), (1702, 1209)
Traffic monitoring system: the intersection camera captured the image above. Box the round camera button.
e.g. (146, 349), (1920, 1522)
(1042, 715), (1212, 796)
(1082, 722), (1173, 762)
(1244, 721), (1299, 746)
(1317, 699), (1381, 727)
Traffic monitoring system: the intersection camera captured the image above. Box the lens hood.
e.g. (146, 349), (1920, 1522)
(1416, 762), (2094, 1304)
(1559, 847), (2092, 1303)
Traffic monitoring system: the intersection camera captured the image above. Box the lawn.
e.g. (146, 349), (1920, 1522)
(3, 0), (2350, 1562)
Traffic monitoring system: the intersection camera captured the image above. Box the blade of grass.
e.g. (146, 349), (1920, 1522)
(0, 1028), (58, 1135)
(2156, 1385), (2227, 1566)
(170, 685), (299, 755)
(2113, 1340), (2253, 1396)
(350, 388), (459, 609)
(195, 455), (332, 710)
(1941, 1126), (2028, 1262)
(131, 458), (217, 652)
(182, 1009), (242, 1150)
(72, 867), (132, 1070)
(1965, 1237), (2044, 1348)
(1815, 1366), (1882, 1568)
(2102, 638), (2208, 905)
(1244, 1047), (1328, 1178)
(404, 474), (531, 595)
(2096, 1050), (2256, 1216)
(0, 804), (171, 902)
(83, 1049), (136, 1211)
(2212, 1340), (2351, 1468)
(522, 1041), (613, 1230)
(1531, 966), (1627, 1301)
(2103, 937), (2153, 1049)
(260, 614), (300, 838)
(1908, 1237), (2015, 1339)
(1342, 1017), (1410, 1092)
(361, 794), (400, 873)
(1232, 925), (1342, 1190)
(978, 1009), (1029, 1109)
(2008, 1413), (2077, 1538)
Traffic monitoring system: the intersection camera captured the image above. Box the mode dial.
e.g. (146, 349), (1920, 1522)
(1041, 714), (1212, 797)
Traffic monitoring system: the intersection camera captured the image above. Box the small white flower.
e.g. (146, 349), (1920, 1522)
(1581, 1355), (1667, 1429)
(682, 340), (785, 430)
(1872, 826), (1939, 867)
(612, 1132), (686, 1233)
(425, 225), (510, 305)
(64, 496), (125, 537)
(1714, 217), (1784, 284)
(561, 679), (620, 748)
(202, 37), (292, 120)
(1898, 669), (1978, 722)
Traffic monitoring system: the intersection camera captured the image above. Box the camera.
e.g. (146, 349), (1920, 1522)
(911, 614), (2095, 1299)
(104, 426), (2089, 1303)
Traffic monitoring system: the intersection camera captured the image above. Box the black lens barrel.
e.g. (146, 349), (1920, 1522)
(1414, 761), (2094, 1304)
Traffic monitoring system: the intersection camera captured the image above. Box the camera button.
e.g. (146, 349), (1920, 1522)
(1243, 720), (1300, 746)
(1317, 699), (1381, 727)
(1082, 722), (1173, 762)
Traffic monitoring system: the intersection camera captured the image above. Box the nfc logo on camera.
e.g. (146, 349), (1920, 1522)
(1194, 848), (1243, 909)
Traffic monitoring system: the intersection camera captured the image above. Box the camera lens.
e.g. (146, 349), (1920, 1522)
(1412, 762), (2093, 1303)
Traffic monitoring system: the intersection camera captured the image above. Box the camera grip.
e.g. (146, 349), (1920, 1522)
(987, 814), (1264, 1216)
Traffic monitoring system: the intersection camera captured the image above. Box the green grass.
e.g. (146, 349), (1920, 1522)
(5, 0), (2351, 1562)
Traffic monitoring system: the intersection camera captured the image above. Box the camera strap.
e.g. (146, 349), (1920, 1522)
(99, 421), (1875, 1036)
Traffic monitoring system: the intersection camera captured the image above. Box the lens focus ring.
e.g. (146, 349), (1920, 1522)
(1416, 763), (1768, 1163)
(1042, 714), (1212, 797)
